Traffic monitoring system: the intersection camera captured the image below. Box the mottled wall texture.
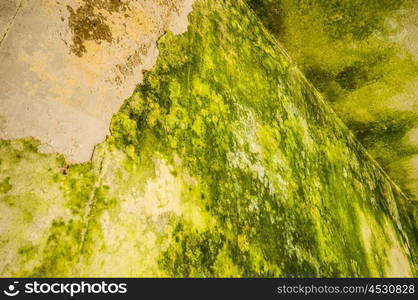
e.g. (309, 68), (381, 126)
(0, 0), (194, 163)
(0, 0), (417, 277)
(247, 0), (418, 200)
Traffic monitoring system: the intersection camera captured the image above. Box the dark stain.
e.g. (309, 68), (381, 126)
(335, 63), (371, 91)
(66, 0), (128, 57)
(246, 0), (285, 37)
(60, 165), (70, 175)
(114, 50), (144, 84)
(112, 43), (150, 85)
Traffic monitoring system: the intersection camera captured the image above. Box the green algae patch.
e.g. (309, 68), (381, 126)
(0, 0), (417, 277)
(0, 177), (12, 194)
(246, 0), (418, 199)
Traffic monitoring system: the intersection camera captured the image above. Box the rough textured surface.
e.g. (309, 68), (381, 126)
(0, 0), (417, 277)
(0, 0), (194, 163)
(246, 0), (418, 200)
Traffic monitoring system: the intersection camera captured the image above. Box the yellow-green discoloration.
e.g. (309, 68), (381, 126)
(246, 0), (418, 199)
(0, 0), (417, 277)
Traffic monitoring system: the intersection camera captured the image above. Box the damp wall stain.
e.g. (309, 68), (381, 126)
(246, 0), (418, 199)
(0, 0), (417, 277)
(0, 0), (195, 163)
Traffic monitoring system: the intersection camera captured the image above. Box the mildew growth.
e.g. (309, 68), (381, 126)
(0, 0), (417, 277)
(0, 0), (196, 163)
(246, 0), (418, 199)
(66, 2), (114, 57)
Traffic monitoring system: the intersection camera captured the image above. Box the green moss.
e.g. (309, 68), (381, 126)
(245, 0), (418, 199)
(347, 111), (418, 197)
(107, 0), (417, 277)
(0, 177), (12, 194)
(159, 223), (224, 277)
(18, 242), (38, 262)
(0, 0), (417, 278)
(63, 163), (97, 215)
(30, 218), (84, 277)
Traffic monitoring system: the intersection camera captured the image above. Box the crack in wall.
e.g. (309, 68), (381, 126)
(0, 0), (196, 163)
(0, 0), (23, 49)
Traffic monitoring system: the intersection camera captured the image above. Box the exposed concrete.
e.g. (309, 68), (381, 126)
(0, 0), (195, 163)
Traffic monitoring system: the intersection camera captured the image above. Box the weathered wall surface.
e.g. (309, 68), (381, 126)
(246, 0), (418, 200)
(0, 0), (417, 277)
(0, 0), (194, 163)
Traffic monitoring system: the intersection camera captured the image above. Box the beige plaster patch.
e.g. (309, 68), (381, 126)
(0, 0), (195, 163)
